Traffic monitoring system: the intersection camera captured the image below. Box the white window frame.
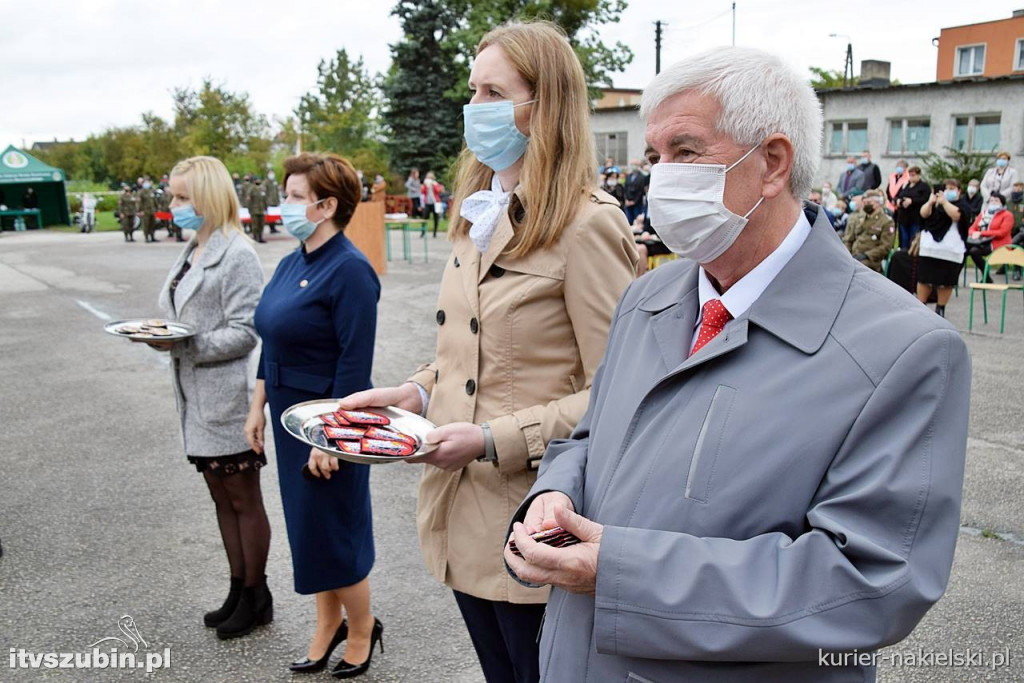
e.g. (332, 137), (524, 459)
(951, 113), (1001, 153)
(1015, 38), (1024, 71)
(886, 117), (931, 154)
(827, 120), (869, 156)
(954, 43), (986, 77)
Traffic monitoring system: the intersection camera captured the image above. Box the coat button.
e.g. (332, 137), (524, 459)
(436, 310), (446, 325)
(470, 317), (479, 334)
(454, 257), (460, 268)
(489, 264), (506, 278)
(465, 379), (476, 395)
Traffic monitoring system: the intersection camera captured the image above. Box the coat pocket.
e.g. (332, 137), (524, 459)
(193, 359), (249, 424)
(685, 384), (737, 503)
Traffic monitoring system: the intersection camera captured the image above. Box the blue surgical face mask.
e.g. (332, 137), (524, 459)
(896, 166), (905, 174)
(463, 99), (535, 172)
(846, 163), (856, 172)
(944, 189), (959, 201)
(860, 156), (869, 165)
(143, 181), (152, 189)
(996, 158), (1008, 168)
(280, 200), (325, 241)
(988, 203), (1001, 213)
(171, 204), (203, 231)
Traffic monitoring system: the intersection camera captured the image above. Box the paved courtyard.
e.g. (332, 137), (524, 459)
(0, 227), (1021, 681)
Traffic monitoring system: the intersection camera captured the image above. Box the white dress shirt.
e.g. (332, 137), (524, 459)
(690, 211), (813, 353)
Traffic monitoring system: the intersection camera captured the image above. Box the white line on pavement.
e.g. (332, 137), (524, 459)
(76, 299), (113, 321)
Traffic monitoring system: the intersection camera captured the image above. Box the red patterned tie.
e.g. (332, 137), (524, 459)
(690, 299), (732, 357)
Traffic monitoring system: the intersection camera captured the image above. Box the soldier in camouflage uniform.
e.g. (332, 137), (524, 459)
(138, 180), (158, 242)
(239, 174), (254, 234)
(248, 177), (268, 243)
(117, 186), (138, 242)
(843, 190), (895, 273)
(264, 170), (281, 233)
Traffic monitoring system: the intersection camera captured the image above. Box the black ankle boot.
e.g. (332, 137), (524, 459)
(216, 577), (273, 640)
(204, 577), (243, 627)
(331, 618), (383, 679)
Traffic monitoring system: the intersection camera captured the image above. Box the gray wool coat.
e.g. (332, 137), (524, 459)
(158, 228), (263, 456)
(509, 205), (971, 682)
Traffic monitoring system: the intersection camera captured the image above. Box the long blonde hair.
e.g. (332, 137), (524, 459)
(450, 21), (596, 258)
(169, 156), (244, 236)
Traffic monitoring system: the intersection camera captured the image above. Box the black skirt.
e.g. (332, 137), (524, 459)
(917, 256), (963, 287)
(187, 449), (266, 477)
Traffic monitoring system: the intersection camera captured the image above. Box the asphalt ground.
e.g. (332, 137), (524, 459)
(0, 226), (1021, 682)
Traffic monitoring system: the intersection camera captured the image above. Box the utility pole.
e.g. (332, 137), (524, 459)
(844, 41), (854, 87)
(655, 20), (666, 75)
(732, 3), (736, 46)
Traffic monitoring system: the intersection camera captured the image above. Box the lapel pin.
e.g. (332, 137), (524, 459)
(299, 279), (308, 288)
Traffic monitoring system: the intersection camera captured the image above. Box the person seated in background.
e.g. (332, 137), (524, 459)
(603, 169), (626, 210)
(966, 192), (1014, 282)
(808, 189), (836, 228)
(893, 165), (930, 250)
(842, 190), (895, 273)
(820, 181), (838, 210)
(633, 213), (672, 275)
(832, 198), (850, 233)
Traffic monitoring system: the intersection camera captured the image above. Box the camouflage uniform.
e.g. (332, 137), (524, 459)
(843, 207), (896, 273)
(248, 180), (268, 243)
(263, 176), (281, 233)
(118, 190), (138, 242)
(138, 186), (157, 242)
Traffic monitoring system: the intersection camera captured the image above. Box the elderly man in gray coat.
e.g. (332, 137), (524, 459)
(504, 47), (971, 682)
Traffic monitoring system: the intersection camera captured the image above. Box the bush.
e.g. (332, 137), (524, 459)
(919, 146), (995, 188)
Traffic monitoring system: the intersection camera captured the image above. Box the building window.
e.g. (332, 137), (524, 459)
(827, 121), (868, 155)
(594, 132), (628, 167)
(1015, 39), (1024, 71)
(955, 44), (985, 76)
(887, 118), (931, 154)
(952, 114), (1001, 152)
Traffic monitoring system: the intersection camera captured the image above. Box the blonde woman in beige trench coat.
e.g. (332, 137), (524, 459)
(338, 20), (637, 683)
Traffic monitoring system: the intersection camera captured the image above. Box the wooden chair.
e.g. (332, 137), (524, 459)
(647, 253), (678, 271)
(968, 246), (1024, 333)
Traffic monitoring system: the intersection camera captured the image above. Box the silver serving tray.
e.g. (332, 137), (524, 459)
(104, 318), (197, 341)
(281, 400), (439, 465)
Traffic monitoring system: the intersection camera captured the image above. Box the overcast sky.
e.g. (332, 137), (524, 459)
(2, 0), (1021, 148)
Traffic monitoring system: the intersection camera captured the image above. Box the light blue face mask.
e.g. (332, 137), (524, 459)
(846, 163), (856, 172)
(996, 158), (1008, 168)
(895, 166), (904, 174)
(944, 189), (959, 201)
(463, 99), (535, 172)
(280, 200), (325, 241)
(171, 204), (203, 231)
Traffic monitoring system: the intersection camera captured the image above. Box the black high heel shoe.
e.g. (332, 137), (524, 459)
(290, 620), (348, 673)
(331, 617), (383, 679)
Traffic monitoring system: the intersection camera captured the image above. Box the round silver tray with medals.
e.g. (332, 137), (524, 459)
(281, 400), (439, 465)
(104, 319), (197, 341)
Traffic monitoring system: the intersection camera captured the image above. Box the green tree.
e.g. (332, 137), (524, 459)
(809, 66), (857, 90)
(919, 146), (996, 189)
(382, 0), (466, 179)
(173, 79), (271, 172)
(297, 49), (383, 156)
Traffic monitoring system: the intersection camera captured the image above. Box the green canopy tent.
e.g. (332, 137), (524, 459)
(0, 145), (70, 227)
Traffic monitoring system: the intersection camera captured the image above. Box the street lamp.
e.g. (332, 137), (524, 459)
(829, 33), (855, 88)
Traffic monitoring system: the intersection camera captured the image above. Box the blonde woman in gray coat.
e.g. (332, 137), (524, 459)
(151, 156), (271, 640)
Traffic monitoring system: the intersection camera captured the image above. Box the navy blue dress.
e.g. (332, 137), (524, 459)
(254, 232), (380, 594)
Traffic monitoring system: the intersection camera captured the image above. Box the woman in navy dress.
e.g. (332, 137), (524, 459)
(246, 153), (383, 677)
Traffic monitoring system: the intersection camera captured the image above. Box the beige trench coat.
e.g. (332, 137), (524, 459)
(408, 189), (638, 603)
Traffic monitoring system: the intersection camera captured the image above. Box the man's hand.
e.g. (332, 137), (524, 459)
(131, 338), (176, 351)
(504, 506), (603, 595)
(338, 382), (423, 414)
(407, 422), (484, 471)
(522, 491), (574, 534)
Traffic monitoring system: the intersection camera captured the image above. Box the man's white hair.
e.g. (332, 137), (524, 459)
(640, 46), (822, 199)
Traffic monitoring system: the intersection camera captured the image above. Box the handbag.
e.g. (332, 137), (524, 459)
(965, 235), (993, 248)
